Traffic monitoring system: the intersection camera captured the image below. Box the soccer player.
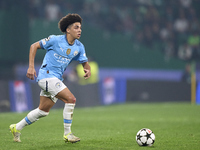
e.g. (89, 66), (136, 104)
(9, 13), (91, 143)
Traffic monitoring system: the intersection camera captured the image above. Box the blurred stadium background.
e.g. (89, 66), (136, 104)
(0, 0), (200, 112)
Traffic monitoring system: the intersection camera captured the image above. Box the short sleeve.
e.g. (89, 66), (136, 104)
(73, 44), (88, 63)
(39, 35), (56, 50)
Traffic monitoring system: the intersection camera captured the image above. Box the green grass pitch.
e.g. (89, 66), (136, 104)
(0, 102), (200, 150)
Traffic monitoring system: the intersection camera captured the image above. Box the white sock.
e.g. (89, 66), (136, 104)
(63, 103), (75, 135)
(16, 118), (28, 131)
(16, 108), (49, 131)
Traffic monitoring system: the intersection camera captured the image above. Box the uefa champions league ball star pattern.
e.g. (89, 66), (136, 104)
(136, 128), (155, 146)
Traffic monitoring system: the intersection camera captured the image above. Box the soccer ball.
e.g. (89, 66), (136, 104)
(136, 128), (155, 146)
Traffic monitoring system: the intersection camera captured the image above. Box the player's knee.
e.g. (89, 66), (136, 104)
(73, 97), (76, 103)
(67, 96), (76, 104)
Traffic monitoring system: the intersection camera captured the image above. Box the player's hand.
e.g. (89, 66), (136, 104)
(83, 69), (91, 79)
(26, 67), (37, 80)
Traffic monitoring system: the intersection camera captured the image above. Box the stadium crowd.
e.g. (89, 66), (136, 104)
(1, 0), (200, 61)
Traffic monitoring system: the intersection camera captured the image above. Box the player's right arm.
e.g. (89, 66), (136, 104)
(26, 41), (41, 80)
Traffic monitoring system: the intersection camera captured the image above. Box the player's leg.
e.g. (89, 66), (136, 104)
(9, 96), (54, 142)
(38, 96), (55, 112)
(56, 88), (80, 143)
(16, 96), (53, 129)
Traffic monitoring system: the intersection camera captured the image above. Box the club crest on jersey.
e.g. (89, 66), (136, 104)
(66, 49), (71, 55)
(74, 51), (78, 56)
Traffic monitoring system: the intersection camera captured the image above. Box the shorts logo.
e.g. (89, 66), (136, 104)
(66, 49), (71, 55)
(55, 82), (62, 88)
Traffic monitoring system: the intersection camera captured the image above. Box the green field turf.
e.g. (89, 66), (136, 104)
(0, 102), (200, 150)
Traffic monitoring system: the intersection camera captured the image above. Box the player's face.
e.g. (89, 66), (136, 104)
(67, 22), (82, 39)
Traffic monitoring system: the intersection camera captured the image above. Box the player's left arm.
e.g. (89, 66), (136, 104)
(82, 62), (91, 79)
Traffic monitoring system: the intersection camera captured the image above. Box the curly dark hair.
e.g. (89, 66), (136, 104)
(58, 13), (82, 33)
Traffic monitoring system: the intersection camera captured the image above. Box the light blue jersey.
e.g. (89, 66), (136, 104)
(37, 34), (88, 81)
